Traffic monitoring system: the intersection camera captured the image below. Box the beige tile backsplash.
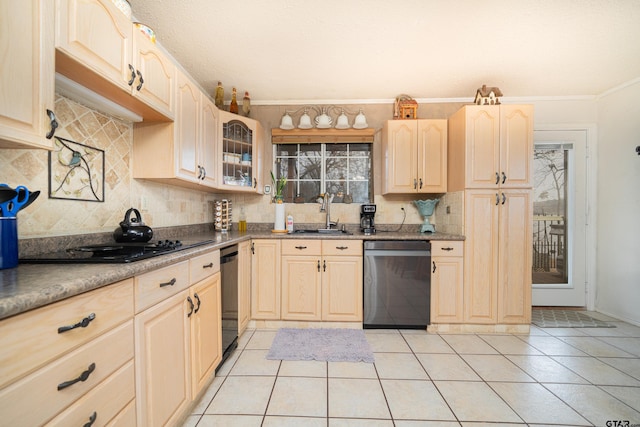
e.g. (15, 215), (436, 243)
(0, 96), (455, 239)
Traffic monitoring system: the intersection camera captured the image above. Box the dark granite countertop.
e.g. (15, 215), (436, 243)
(0, 229), (463, 320)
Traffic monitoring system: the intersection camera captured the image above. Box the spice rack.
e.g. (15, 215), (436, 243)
(214, 199), (232, 232)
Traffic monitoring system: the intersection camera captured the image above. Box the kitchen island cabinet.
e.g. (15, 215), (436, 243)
(382, 119), (448, 194)
(0, 0), (56, 149)
(55, 0), (175, 121)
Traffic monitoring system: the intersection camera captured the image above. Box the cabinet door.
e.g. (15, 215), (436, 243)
(251, 240), (281, 319)
(431, 256), (464, 323)
(175, 72), (200, 182)
(322, 256), (363, 322)
(497, 189), (532, 323)
(56, 0), (132, 93)
(417, 119), (448, 193)
(132, 30), (175, 119)
(190, 272), (221, 397)
(464, 106), (501, 189)
(382, 120), (418, 194)
(218, 110), (260, 192)
(135, 290), (191, 427)
(0, 0), (55, 149)
(499, 105), (533, 188)
(463, 190), (499, 323)
(200, 97), (219, 187)
(281, 256), (322, 320)
(238, 241), (252, 334)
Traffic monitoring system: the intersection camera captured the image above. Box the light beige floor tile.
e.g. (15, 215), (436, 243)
(440, 334), (499, 354)
(365, 331), (412, 352)
(609, 322), (640, 337)
(598, 337), (640, 356)
(245, 330), (277, 349)
(490, 382), (590, 425)
(237, 329), (255, 349)
(215, 348), (241, 376)
(328, 378), (391, 419)
(196, 414), (263, 426)
(552, 356), (640, 386)
(416, 353), (481, 381)
(461, 355), (534, 382)
(374, 353), (429, 379)
(381, 379), (456, 420)
(434, 381), (522, 423)
(279, 360), (327, 377)
(396, 422), (461, 426)
(544, 383), (640, 426)
(558, 336), (636, 357)
(263, 416), (327, 426)
(528, 325), (551, 336)
(181, 415), (200, 427)
(328, 361), (378, 378)
(229, 349), (281, 376)
(599, 357), (640, 380)
(191, 375), (224, 414)
(541, 328), (587, 337)
(402, 333), (455, 353)
(580, 326), (635, 338)
(206, 376), (276, 415)
(601, 385), (640, 411)
(329, 419), (394, 427)
(518, 335), (587, 356)
(479, 335), (543, 355)
(267, 377), (327, 417)
(461, 423), (527, 427)
(506, 355), (589, 384)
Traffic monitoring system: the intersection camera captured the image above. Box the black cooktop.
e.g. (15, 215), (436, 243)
(20, 239), (215, 264)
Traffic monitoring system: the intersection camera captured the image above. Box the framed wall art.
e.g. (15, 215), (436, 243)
(49, 136), (105, 202)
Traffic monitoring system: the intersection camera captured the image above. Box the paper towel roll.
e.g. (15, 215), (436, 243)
(274, 203), (285, 230)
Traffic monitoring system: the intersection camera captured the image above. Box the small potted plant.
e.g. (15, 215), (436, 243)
(271, 171), (286, 203)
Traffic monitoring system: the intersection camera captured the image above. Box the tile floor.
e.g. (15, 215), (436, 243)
(182, 313), (640, 427)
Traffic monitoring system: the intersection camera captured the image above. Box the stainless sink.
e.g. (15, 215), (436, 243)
(292, 229), (352, 235)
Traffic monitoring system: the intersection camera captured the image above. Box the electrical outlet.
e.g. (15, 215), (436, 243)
(446, 205), (451, 214)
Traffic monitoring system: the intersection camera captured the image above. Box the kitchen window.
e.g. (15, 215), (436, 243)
(273, 143), (372, 203)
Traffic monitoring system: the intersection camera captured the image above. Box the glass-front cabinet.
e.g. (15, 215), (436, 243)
(217, 110), (262, 193)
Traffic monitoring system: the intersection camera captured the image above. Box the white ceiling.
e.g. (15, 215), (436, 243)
(127, 0), (640, 104)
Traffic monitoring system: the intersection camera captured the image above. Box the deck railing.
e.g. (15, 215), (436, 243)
(532, 215), (565, 273)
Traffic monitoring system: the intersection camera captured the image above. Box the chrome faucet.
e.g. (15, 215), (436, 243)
(320, 193), (338, 229)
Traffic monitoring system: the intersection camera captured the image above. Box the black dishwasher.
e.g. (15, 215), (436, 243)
(363, 240), (431, 328)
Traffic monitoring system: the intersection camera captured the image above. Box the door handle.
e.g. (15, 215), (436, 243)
(58, 363), (96, 390)
(128, 64), (136, 86)
(495, 172), (500, 185)
(432, 261), (436, 273)
(501, 172), (507, 184)
(413, 178), (417, 190)
(194, 293), (201, 314)
(136, 70), (144, 91)
(46, 109), (58, 139)
(419, 178), (423, 189)
(501, 193), (506, 205)
(495, 193), (500, 205)
(58, 313), (96, 334)
(317, 260), (320, 272)
(187, 296), (195, 317)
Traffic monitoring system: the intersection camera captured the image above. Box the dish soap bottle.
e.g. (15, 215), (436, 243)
(229, 87), (239, 114)
(286, 214), (294, 233)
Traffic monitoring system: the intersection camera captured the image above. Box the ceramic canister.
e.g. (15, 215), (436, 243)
(0, 217), (18, 269)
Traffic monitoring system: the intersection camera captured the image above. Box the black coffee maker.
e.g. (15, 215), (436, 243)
(360, 204), (376, 234)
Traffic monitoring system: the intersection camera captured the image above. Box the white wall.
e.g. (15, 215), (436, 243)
(594, 81), (640, 325)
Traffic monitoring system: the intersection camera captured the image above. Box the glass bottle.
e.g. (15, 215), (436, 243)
(238, 207), (247, 232)
(229, 87), (239, 114)
(214, 81), (224, 109)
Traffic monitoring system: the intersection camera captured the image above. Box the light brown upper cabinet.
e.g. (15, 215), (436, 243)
(448, 105), (533, 191)
(382, 119), (448, 194)
(0, 0), (56, 149)
(55, 0), (175, 121)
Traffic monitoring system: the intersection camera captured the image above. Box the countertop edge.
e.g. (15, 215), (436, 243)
(0, 231), (463, 320)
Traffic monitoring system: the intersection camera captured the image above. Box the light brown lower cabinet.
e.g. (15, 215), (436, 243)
(135, 250), (221, 426)
(430, 241), (464, 323)
(0, 279), (134, 426)
(251, 239), (282, 319)
(281, 239), (363, 322)
(238, 240), (252, 334)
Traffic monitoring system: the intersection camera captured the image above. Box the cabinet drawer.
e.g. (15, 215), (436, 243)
(135, 261), (190, 312)
(282, 239), (322, 256)
(322, 240), (363, 256)
(46, 361), (135, 427)
(106, 399), (136, 427)
(190, 249), (220, 284)
(0, 320), (134, 427)
(0, 279), (133, 389)
(431, 241), (463, 257)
